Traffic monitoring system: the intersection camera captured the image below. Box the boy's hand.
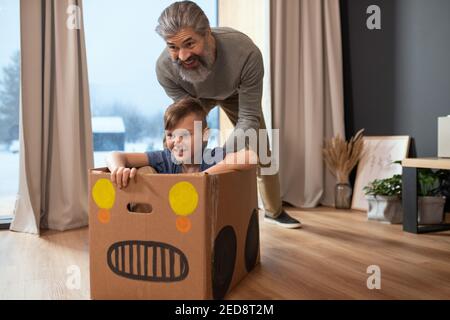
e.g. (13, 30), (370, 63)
(110, 167), (137, 189)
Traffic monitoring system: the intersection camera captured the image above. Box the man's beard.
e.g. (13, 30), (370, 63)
(172, 41), (215, 83)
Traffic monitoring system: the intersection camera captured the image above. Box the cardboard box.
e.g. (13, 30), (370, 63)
(438, 116), (450, 158)
(88, 167), (260, 299)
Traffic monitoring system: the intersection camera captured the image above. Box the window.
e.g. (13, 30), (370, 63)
(0, 0), (20, 224)
(84, 0), (219, 168)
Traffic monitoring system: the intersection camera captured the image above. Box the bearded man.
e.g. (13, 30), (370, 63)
(155, 1), (301, 228)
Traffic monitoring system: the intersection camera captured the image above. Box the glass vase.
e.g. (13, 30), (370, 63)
(335, 183), (352, 209)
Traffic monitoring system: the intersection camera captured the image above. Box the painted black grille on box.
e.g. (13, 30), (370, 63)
(106, 240), (189, 282)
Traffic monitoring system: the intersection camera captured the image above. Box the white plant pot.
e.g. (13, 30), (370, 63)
(366, 195), (403, 224)
(418, 196), (446, 225)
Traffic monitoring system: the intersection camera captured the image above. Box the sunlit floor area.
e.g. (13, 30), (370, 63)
(1, 207), (450, 300)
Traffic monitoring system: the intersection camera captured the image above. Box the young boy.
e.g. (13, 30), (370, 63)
(106, 97), (258, 188)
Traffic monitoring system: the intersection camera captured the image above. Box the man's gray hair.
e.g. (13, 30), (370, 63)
(156, 1), (211, 39)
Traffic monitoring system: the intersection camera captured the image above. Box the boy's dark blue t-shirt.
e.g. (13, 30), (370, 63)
(145, 147), (226, 174)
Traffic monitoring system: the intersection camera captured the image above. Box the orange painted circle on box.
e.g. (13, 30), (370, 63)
(98, 209), (111, 224)
(176, 216), (191, 233)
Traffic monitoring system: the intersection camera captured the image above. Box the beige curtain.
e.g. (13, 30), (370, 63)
(217, 0), (272, 143)
(10, 0), (93, 234)
(271, 0), (345, 208)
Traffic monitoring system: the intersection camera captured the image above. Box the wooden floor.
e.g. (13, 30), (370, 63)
(1, 206), (450, 300)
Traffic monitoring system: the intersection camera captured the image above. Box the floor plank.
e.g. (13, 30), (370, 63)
(1, 206), (449, 300)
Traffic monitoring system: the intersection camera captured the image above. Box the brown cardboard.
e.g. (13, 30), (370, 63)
(88, 167), (259, 300)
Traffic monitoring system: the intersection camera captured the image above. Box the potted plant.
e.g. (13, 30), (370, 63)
(363, 174), (403, 224)
(363, 166), (449, 225)
(417, 169), (446, 224)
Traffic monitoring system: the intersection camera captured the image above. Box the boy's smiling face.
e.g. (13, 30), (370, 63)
(165, 112), (207, 164)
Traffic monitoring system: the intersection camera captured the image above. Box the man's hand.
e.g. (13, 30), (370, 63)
(110, 167), (137, 189)
(204, 149), (258, 174)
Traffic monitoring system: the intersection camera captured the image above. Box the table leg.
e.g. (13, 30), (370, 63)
(403, 167), (418, 233)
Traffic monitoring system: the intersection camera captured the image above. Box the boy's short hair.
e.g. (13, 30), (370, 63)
(164, 96), (208, 131)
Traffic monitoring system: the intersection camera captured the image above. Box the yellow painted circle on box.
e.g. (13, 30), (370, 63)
(169, 181), (198, 216)
(92, 178), (115, 209)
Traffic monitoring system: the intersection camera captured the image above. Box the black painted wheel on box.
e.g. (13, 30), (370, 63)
(245, 209), (260, 272)
(212, 226), (237, 299)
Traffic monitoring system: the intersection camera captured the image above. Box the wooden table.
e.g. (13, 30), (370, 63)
(402, 158), (450, 233)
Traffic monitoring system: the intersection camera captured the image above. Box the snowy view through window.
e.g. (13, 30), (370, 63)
(84, 0), (219, 167)
(0, 0), (20, 218)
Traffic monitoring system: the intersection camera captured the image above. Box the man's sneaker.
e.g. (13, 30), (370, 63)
(264, 210), (302, 229)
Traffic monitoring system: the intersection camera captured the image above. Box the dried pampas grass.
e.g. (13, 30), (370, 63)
(323, 129), (365, 184)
